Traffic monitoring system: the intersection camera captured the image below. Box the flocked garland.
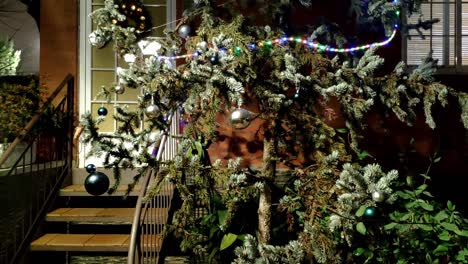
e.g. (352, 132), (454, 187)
(88, 0), (151, 52)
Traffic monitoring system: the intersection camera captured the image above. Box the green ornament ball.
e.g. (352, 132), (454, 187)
(364, 207), (376, 217)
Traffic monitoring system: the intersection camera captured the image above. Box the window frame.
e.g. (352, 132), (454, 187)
(78, 0), (178, 167)
(402, 0), (468, 74)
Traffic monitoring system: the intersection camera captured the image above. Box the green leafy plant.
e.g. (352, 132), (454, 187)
(0, 76), (42, 142)
(350, 177), (468, 264)
(385, 184), (468, 263)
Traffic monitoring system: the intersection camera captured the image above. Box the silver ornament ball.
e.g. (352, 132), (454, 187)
(230, 108), (252, 129)
(372, 191), (385, 202)
(145, 104), (159, 118)
(88, 32), (106, 49)
(114, 85), (125, 94)
(178, 24), (191, 38)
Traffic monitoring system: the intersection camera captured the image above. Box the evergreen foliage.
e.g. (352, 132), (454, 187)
(0, 37), (21, 76)
(83, 0), (468, 262)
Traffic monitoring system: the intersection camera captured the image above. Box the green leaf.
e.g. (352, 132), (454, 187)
(406, 176), (412, 186)
(438, 230), (450, 241)
(397, 190), (411, 199)
(418, 224), (433, 231)
(358, 151), (369, 160)
(354, 247), (366, 256)
(356, 222), (367, 235)
(415, 184), (428, 194)
(441, 222), (460, 233)
(400, 213), (411, 221)
(459, 230), (468, 237)
(423, 191), (434, 198)
(418, 200), (434, 211)
(220, 233), (238, 251)
(433, 156), (441, 163)
(217, 210), (227, 226)
(447, 200), (454, 210)
(384, 222), (398, 230)
(336, 128), (348, 133)
(356, 205), (367, 217)
(456, 248), (468, 261)
(237, 234), (247, 241)
(433, 244), (449, 255)
(434, 211), (449, 222)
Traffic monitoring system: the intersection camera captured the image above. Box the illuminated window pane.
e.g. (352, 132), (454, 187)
(92, 71), (115, 99)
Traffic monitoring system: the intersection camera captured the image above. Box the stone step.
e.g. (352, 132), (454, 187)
(31, 234), (161, 252)
(47, 208), (169, 224)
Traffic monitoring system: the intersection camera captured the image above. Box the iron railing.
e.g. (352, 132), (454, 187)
(0, 74), (74, 264)
(128, 112), (179, 264)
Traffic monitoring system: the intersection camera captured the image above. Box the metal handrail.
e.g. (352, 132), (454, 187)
(128, 112), (178, 264)
(0, 74), (75, 264)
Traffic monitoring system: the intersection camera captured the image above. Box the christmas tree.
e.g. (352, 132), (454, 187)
(83, 0), (468, 262)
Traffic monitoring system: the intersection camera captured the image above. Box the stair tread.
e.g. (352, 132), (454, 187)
(60, 184), (141, 196)
(60, 184), (174, 197)
(31, 234), (161, 252)
(47, 207), (169, 223)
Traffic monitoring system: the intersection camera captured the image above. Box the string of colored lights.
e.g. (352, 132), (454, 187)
(154, 1), (400, 60)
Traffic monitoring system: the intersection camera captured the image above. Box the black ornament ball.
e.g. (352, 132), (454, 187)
(85, 164), (96, 173)
(210, 54), (219, 65)
(84, 172), (110, 196)
(97, 106), (108, 116)
(144, 92), (152, 100)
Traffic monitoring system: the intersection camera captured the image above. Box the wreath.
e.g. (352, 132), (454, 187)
(89, 0), (152, 50)
(113, 0), (152, 34)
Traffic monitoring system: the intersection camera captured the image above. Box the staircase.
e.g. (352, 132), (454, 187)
(30, 182), (172, 264)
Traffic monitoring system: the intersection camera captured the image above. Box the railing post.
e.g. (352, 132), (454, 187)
(67, 76), (74, 170)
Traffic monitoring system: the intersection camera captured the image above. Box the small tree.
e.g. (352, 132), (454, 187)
(83, 0), (468, 262)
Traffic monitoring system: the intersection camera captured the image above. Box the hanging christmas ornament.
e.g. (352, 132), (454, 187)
(84, 171), (110, 196)
(364, 207), (376, 217)
(88, 31), (106, 49)
(145, 104), (159, 118)
(210, 54), (219, 65)
(143, 92), (152, 100)
(234, 46), (242, 57)
(230, 108), (252, 129)
(97, 106), (108, 116)
(294, 86), (301, 98)
(114, 85), (125, 94)
(197, 41), (208, 52)
(179, 119), (187, 133)
(178, 24), (191, 38)
(371, 191), (385, 202)
(85, 164), (96, 173)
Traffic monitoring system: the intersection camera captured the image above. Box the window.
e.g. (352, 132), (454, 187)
(404, 0), (468, 72)
(79, 0), (177, 166)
